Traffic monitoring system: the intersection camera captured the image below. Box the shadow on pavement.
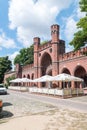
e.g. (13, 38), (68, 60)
(0, 92), (10, 96)
(3, 102), (13, 107)
(0, 110), (13, 119)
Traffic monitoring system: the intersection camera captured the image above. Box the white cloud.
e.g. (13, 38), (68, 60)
(63, 1), (86, 50)
(9, 51), (19, 61)
(64, 16), (77, 42)
(9, 51), (20, 70)
(0, 30), (16, 49)
(66, 44), (74, 52)
(76, 6), (86, 19)
(8, 0), (73, 47)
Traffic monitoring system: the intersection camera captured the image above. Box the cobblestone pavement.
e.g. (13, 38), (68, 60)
(0, 90), (56, 119)
(0, 90), (87, 120)
(68, 95), (87, 103)
(14, 90), (87, 113)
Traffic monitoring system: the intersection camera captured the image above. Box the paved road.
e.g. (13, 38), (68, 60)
(8, 90), (87, 113)
(0, 90), (56, 119)
(0, 89), (87, 120)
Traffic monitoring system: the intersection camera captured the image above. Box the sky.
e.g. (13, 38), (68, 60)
(0, 0), (86, 66)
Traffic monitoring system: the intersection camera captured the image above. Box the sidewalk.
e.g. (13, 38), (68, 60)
(8, 89), (87, 113)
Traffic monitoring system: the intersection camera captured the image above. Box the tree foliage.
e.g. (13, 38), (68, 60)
(79, 0), (87, 12)
(41, 40), (49, 45)
(14, 45), (34, 65)
(0, 56), (12, 83)
(6, 75), (15, 87)
(69, 0), (87, 50)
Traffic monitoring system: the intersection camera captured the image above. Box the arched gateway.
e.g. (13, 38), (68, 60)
(40, 52), (52, 76)
(4, 24), (87, 88)
(74, 65), (87, 86)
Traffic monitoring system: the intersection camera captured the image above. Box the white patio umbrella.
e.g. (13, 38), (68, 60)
(21, 78), (33, 82)
(33, 75), (53, 88)
(69, 75), (83, 82)
(33, 75), (53, 82)
(50, 73), (83, 82)
(10, 78), (22, 87)
(10, 78), (22, 83)
(49, 73), (84, 92)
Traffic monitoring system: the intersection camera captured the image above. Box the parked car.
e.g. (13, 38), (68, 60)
(0, 84), (7, 94)
(0, 100), (3, 113)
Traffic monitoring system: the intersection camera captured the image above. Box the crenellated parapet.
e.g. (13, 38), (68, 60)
(38, 41), (52, 51)
(59, 46), (87, 61)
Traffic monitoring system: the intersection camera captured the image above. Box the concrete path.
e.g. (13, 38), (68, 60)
(8, 90), (87, 113)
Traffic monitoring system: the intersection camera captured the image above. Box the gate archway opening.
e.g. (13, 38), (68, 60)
(61, 68), (71, 74)
(74, 65), (86, 87)
(61, 68), (71, 88)
(40, 52), (52, 87)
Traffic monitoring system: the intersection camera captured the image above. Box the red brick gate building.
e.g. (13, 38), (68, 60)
(4, 24), (87, 88)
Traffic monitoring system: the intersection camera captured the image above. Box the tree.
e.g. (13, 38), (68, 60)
(14, 45), (34, 65)
(0, 56), (12, 83)
(79, 0), (87, 12)
(69, 0), (87, 50)
(41, 40), (49, 45)
(5, 75), (15, 87)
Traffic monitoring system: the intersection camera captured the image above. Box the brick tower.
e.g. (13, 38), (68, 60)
(15, 64), (22, 78)
(51, 24), (60, 76)
(34, 37), (40, 79)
